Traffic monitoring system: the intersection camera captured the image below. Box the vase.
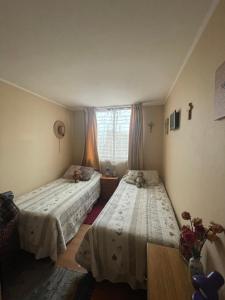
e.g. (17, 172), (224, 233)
(188, 257), (204, 277)
(179, 238), (192, 262)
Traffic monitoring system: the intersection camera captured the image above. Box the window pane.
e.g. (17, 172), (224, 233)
(96, 108), (131, 163)
(97, 110), (114, 161)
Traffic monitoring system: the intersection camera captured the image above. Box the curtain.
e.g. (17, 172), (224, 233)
(82, 107), (100, 170)
(128, 103), (144, 170)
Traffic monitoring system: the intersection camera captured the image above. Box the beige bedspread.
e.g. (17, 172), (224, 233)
(76, 179), (179, 289)
(17, 172), (101, 261)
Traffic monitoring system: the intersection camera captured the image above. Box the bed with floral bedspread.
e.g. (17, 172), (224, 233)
(76, 178), (179, 289)
(17, 171), (101, 261)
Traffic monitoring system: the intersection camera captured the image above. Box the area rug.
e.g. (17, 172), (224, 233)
(83, 199), (106, 225)
(1, 251), (89, 300)
(2, 251), (146, 300)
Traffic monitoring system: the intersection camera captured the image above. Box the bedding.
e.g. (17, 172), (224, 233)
(17, 171), (101, 261)
(79, 166), (95, 181)
(125, 170), (159, 185)
(63, 165), (94, 181)
(76, 178), (179, 289)
(63, 165), (81, 180)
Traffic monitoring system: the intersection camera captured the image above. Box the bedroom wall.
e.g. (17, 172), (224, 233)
(0, 81), (73, 197)
(163, 0), (225, 293)
(163, 0), (225, 228)
(72, 105), (164, 176)
(143, 105), (164, 176)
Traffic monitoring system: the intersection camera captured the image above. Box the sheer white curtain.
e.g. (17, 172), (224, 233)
(96, 108), (131, 177)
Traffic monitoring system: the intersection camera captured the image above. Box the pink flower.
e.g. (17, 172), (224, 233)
(210, 222), (224, 234)
(181, 211), (191, 220)
(179, 210), (224, 261)
(207, 230), (218, 242)
(193, 218), (202, 226)
(181, 225), (190, 231)
(195, 225), (206, 235)
(182, 229), (196, 244)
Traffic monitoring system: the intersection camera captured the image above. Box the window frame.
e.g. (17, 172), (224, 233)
(96, 106), (131, 163)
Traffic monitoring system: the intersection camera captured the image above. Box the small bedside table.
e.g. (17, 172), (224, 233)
(147, 243), (193, 300)
(100, 176), (119, 201)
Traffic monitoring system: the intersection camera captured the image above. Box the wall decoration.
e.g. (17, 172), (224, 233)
(165, 118), (169, 135)
(188, 102), (194, 120)
(53, 120), (65, 139)
(148, 121), (154, 133)
(215, 60), (225, 120)
(170, 110), (180, 130)
(53, 120), (65, 152)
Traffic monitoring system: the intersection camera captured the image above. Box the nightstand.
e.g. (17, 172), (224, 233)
(147, 243), (193, 300)
(100, 176), (119, 201)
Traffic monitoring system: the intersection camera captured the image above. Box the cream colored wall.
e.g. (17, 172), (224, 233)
(0, 81), (73, 197)
(163, 0), (225, 227)
(163, 0), (225, 293)
(72, 105), (164, 176)
(143, 105), (164, 176)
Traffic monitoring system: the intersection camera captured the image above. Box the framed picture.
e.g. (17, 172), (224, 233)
(215, 60), (225, 120)
(165, 118), (169, 135)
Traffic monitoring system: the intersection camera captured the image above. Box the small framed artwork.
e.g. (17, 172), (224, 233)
(215, 60), (225, 120)
(165, 118), (169, 135)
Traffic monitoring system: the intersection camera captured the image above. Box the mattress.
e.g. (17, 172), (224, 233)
(76, 179), (179, 289)
(17, 171), (101, 261)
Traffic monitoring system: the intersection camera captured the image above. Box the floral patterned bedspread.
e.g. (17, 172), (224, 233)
(16, 172), (101, 261)
(76, 179), (179, 289)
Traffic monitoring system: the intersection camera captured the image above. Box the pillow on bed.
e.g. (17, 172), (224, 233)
(125, 170), (159, 186)
(63, 165), (95, 181)
(142, 170), (159, 185)
(124, 171), (137, 185)
(63, 165), (81, 180)
(80, 166), (95, 181)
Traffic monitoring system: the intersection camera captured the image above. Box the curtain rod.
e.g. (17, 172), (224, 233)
(73, 101), (162, 111)
(96, 105), (131, 111)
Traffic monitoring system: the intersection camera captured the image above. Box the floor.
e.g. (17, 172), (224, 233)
(57, 224), (146, 300)
(91, 281), (146, 300)
(1, 251), (83, 300)
(83, 198), (107, 225)
(57, 224), (90, 273)
(2, 200), (145, 300)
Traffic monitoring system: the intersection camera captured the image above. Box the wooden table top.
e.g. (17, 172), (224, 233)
(147, 243), (193, 300)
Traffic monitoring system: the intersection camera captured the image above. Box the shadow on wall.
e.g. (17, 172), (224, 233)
(202, 235), (225, 298)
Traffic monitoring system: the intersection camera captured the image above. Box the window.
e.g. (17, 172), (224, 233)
(96, 108), (131, 163)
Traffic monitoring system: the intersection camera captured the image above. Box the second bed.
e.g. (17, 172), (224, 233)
(17, 171), (101, 261)
(76, 175), (180, 289)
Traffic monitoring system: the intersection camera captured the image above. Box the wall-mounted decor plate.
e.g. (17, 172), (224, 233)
(53, 120), (65, 139)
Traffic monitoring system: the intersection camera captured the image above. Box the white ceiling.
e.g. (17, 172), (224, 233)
(0, 0), (216, 108)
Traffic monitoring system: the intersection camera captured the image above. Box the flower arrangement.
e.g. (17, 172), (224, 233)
(180, 211), (224, 262)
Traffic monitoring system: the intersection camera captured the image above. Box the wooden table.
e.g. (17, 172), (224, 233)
(100, 176), (119, 201)
(147, 243), (193, 300)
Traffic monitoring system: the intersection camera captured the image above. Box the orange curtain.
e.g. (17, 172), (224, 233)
(82, 107), (100, 170)
(128, 103), (144, 170)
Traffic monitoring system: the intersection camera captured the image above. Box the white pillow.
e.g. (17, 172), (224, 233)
(63, 165), (81, 180)
(126, 170), (159, 185)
